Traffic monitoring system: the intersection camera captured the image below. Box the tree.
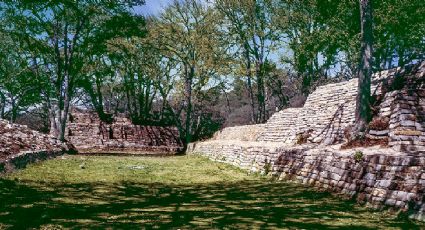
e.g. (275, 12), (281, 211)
(354, 0), (373, 135)
(0, 25), (43, 122)
(272, 0), (347, 93)
(107, 36), (161, 124)
(150, 0), (227, 150)
(216, 0), (277, 123)
(1, 0), (144, 141)
(373, 0), (424, 68)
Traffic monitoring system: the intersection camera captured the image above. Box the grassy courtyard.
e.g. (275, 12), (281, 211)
(0, 155), (423, 229)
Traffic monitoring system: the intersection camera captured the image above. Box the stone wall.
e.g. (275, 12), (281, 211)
(0, 120), (66, 173)
(257, 108), (302, 144)
(188, 142), (425, 221)
(67, 109), (182, 154)
(189, 61), (425, 221)
(385, 90), (425, 152)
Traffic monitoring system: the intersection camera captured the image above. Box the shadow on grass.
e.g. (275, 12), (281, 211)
(0, 179), (422, 229)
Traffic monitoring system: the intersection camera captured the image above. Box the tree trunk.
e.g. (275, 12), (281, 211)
(10, 97), (17, 123)
(95, 75), (107, 121)
(48, 98), (60, 138)
(244, 42), (256, 124)
(354, 0), (373, 136)
(222, 87), (231, 114)
(182, 64), (194, 151)
(0, 92), (6, 119)
(58, 98), (70, 142)
(58, 77), (71, 142)
(397, 48), (405, 67)
(255, 60), (266, 123)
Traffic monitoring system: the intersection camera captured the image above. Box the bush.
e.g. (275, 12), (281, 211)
(354, 151), (364, 162)
(263, 160), (272, 175)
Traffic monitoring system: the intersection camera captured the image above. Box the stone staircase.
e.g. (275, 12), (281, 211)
(189, 61), (425, 222)
(205, 61), (425, 148)
(256, 108), (301, 143)
(213, 124), (265, 142)
(294, 79), (358, 144)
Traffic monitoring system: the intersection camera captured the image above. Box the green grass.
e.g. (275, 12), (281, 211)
(0, 155), (423, 229)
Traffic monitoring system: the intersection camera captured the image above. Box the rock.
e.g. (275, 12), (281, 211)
(127, 165), (145, 170)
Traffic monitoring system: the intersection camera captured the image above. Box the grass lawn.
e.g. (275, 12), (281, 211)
(0, 155), (423, 229)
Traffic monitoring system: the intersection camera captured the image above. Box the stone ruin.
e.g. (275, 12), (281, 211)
(0, 120), (66, 173)
(67, 109), (182, 154)
(204, 61), (425, 150)
(0, 104), (182, 172)
(189, 61), (425, 220)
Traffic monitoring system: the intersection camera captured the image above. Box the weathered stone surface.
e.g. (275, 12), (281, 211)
(213, 124), (265, 141)
(211, 61), (425, 152)
(67, 109), (182, 154)
(189, 142), (425, 221)
(189, 61), (425, 221)
(0, 120), (67, 173)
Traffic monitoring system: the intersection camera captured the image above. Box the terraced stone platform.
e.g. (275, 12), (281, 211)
(189, 61), (425, 221)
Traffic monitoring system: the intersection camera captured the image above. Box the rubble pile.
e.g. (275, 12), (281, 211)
(0, 120), (64, 160)
(0, 120), (66, 173)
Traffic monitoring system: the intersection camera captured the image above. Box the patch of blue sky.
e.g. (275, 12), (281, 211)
(132, 0), (173, 16)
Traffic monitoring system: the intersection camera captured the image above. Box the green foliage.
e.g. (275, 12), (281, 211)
(273, 0), (424, 92)
(0, 28), (43, 121)
(263, 160), (272, 175)
(354, 150), (364, 162)
(216, 0), (278, 123)
(0, 0), (146, 138)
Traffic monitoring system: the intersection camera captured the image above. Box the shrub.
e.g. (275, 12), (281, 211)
(263, 160), (272, 175)
(354, 151), (364, 162)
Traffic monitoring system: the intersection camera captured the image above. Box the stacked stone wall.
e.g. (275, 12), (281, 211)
(299, 79), (358, 144)
(190, 61), (425, 221)
(256, 108), (302, 143)
(189, 142), (425, 221)
(67, 110), (182, 153)
(388, 90), (425, 152)
(212, 79), (367, 146)
(0, 120), (66, 173)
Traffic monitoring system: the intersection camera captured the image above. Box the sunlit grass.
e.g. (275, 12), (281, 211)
(7, 155), (259, 184)
(0, 155), (423, 229)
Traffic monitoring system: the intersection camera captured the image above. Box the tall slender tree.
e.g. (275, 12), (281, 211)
(151, 0), (227, 150)
(354, 0), (373, 135)
(216, 0), (277, 123)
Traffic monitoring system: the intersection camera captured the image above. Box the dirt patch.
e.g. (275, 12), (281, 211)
(368, 117), (390, 131)
(341, 138), (389, 150)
